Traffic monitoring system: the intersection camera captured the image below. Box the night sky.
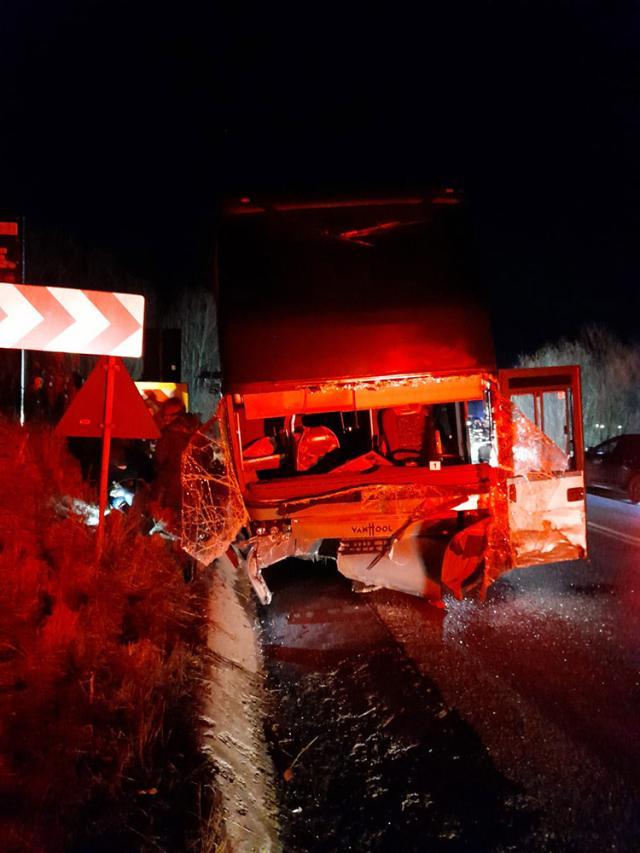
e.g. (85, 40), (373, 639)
(2, 1), (639, 364)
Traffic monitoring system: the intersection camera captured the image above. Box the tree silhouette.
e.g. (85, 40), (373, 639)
(517, 325), (640, 447)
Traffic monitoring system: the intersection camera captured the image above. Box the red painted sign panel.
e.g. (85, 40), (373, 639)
(56, 357), (160, 439)
(0, 282), (145, 356)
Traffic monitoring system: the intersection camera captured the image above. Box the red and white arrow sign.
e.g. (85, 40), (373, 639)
(0, 282), (145, 357)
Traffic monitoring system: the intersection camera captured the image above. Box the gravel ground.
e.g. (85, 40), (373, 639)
(257, 511), (640, 851)
(259, 560), (542, 852)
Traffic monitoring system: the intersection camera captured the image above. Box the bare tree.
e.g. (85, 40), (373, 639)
(517, 325), (640, 447)
(164, 285), (219, 419)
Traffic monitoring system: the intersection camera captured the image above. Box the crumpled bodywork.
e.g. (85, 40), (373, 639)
(307, 482), (492, 599)
(182, 369), (586, 604)
(441, 517), (491, 599)
(491, 392), (586, 576)
(507, 474), (586, 565)
(238, 480), (493, 603)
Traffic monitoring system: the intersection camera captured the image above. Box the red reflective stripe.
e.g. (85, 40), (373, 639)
(0, 222), (19, 236)
(83, 291), (139, 352)
(13, 285), (73, 347)
(0, 282), (144, 356)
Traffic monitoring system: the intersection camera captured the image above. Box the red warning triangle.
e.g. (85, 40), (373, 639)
(56, 357), (160, 439)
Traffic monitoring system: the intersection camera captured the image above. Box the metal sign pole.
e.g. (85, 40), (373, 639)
(96, 356), (117, 555)
(19, 351), (25, 426)
(20, 216), (26, 426)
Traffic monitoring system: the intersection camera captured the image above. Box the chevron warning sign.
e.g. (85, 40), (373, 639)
(0, 282), (145, 357)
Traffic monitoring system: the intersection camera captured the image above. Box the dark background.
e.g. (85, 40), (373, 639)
(1, 0), (639, 364)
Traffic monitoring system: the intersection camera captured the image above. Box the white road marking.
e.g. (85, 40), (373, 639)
(587, 521), (640, 547)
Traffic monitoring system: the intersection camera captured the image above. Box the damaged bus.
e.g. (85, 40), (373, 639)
(182, 193), (587, 604)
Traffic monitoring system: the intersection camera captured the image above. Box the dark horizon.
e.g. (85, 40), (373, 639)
(2, 1), (639, 364)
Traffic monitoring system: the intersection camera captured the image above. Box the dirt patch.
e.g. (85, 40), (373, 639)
(203, 554), (280, 850)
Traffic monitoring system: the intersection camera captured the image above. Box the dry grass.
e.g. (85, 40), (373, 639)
(0, 421), (216, 851)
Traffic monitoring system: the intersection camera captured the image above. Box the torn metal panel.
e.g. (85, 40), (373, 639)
(253, 530), (298, 566)
(441, 518), (490, 599)
(335, 500), (490, 601)
(337, 531), (442, 600)
(244, 482), (490, 602)
(332, 486), (489, 600)
(489, 389), (586, 577)
(243, 531), (323, 605)
(507, 473), (586, 566)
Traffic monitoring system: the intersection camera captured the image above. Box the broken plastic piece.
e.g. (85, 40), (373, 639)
(441, 518), (489, 599)
(246, 548), (273, 605)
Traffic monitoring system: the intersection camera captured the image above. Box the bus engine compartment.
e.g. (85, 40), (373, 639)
(181, 367), (587, 605)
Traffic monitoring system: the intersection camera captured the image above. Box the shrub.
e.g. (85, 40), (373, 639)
(0, 421), (212, 851)
(517, 324), (640, 447)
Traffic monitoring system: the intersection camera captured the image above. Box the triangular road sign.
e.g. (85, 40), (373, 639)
(56, 357), (160, 439)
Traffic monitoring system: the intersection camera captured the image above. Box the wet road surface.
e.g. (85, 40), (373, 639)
(259, 494), (640, 851)
(587, 492), (640, 546)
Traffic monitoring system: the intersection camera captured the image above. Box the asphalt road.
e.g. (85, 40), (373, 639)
(259, 493), (640, 852)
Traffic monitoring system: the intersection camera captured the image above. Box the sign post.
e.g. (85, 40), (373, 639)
(57, 355), (160, 551)
(0, 280), (154, 552)
(97, 357), (116, 554)
(0, 220), (25, 421)
(57, 355), (160, 550)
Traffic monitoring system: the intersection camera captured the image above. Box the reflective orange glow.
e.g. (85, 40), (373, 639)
(339, 220), (422, 246)
(225, 197), (425, 215)
(242, 374), (486, 420)
(135, 381), (190, 411)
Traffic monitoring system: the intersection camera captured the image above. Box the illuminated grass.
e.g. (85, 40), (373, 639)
(0, 421), (216, 850)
